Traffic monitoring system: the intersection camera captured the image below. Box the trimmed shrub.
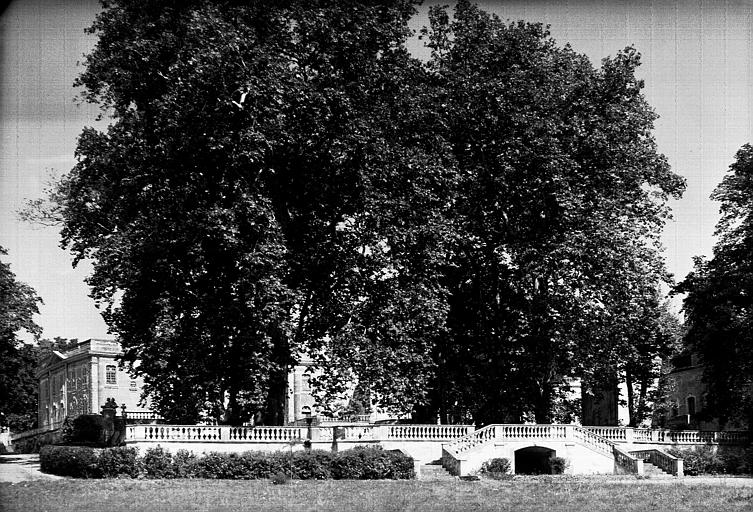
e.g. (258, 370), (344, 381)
(549, 456), (568, 475)
(98, 446), (140, 478)
(172, 449), (197, 478)
(142, 446), (181, 478)
(290, 450), (332, 480)
(192, 453), (247, 479)
(40, 445), (102, 478)
(331, 446), (414, 480)
(40, 444), (415, 480)
(480, 458), (511, 479)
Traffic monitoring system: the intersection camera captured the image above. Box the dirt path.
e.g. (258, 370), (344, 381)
(0, 454), (62, 483)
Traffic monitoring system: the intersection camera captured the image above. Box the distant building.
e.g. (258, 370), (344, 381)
(36, 338), (149, 429)
(36, 339), (322, 428)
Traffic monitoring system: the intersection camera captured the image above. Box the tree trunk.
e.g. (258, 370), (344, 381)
(625, 370), (636, 427)
(533, 383), (553, 423)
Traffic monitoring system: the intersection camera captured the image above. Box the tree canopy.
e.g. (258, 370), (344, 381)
(678, 144), (753, 428)
(41, 0), (684, 425)
(0, 247), (43, 430)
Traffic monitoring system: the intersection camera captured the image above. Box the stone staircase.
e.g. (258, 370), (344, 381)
(641, 461), (673, 477)
(420, 461), (456, 480)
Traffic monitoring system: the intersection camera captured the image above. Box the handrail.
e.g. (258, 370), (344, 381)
(613, 445), (643, 474)
(125, 423), (477, 443)
(571, 425), (614, 456)
(583, 426), (750, 445)
(630, 448), (683, 477)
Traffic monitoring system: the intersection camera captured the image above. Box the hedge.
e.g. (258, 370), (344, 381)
(666, 445), (753, 476)
(40, 445), (414, 480)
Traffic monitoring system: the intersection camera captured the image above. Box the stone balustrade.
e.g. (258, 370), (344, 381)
(126, 411), (163, 422)
(386, 424), (475, 440)
(583, 426), (750, 445)
(125, 423), (475, 444)
(613, 445), (643, 474)
(630, 448), (684, 477)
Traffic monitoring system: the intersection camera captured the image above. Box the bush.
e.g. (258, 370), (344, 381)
(172, 449), (197, 478)
(68, 415), (105, 445)
(666, 445), (725, 476)
(290, 450), (332, 479)
(331, 446), (414, 480)
(480, 458), (511, 479)
(142, 446), (184, 478)
(549, 456), (568, 475)
(40, 444), (415, 480)
(668, 445), (753, 476)
(40, 445), (102, 478)
(98, 446), (140, 478)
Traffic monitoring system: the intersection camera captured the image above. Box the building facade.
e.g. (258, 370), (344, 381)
(36, 339), (322, 428)
(36, 339), (148, 429)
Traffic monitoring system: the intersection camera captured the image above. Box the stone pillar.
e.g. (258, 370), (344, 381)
(625, 427), (634, 444)
(90, 358), (99, 415)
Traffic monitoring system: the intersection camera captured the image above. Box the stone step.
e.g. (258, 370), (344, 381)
(420, 463), (456, 480)
(642, 462), (674, 477)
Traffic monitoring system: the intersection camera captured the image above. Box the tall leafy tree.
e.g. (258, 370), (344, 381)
(678, 144), (753, 428)
(42, 0), (685, 426)
(52, 0), (450, 424)
(422, 2), (685, 424)
(0, 247), (43, 431)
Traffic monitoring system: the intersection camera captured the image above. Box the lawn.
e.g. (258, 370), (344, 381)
(2, 477), (752, 512)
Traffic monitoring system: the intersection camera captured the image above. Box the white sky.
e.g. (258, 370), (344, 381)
(1, 0), (752, 342)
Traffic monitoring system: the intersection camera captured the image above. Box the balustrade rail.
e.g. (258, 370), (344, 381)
(613, 446), (643, 474)
(630, 448), (683, 477)
(583, 426), (749, 445)
(386, 424), (474, 440)
(126, 424), (475, 444)
(126, 411), (163, 422)
(571, 426), (615, 456)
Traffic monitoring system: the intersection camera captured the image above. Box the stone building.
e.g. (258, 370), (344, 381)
(36, 338), (148, 429)
(36, 338), (320, 428)
(661, 352), (709, 429)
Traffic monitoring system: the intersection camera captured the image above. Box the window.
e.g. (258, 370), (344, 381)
(106, 365), (117, 385)
(301, 374), (311, 392)
(687, 396), (696, 416)
(129, 380), (138, 391)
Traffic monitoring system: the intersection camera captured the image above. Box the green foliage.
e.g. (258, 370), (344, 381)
(677, 144), (753, 428)
(42, 445), (414, 480)
(0, 247), (42, 431)
(548, 457), (568, 475)
(480, 458), (511, 479)
(38, 0), (684, 425)
(97, 447), (141, 478)
(290, 450), (333, 479)
(40, 445), (102, 478)
(141, 446), (196, 478)
(667, 445), (753, 476)
(68, 415), (106, 445)
(331, 447), (414, 480)
(423, 0), (684, 424)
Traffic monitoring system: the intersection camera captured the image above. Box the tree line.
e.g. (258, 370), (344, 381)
(21, 0), (696, 427)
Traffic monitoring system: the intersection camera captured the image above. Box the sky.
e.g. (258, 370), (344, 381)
(1, 0), (752, 342)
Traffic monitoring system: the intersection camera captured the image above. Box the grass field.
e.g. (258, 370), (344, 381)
(2, 477), (753, 512)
